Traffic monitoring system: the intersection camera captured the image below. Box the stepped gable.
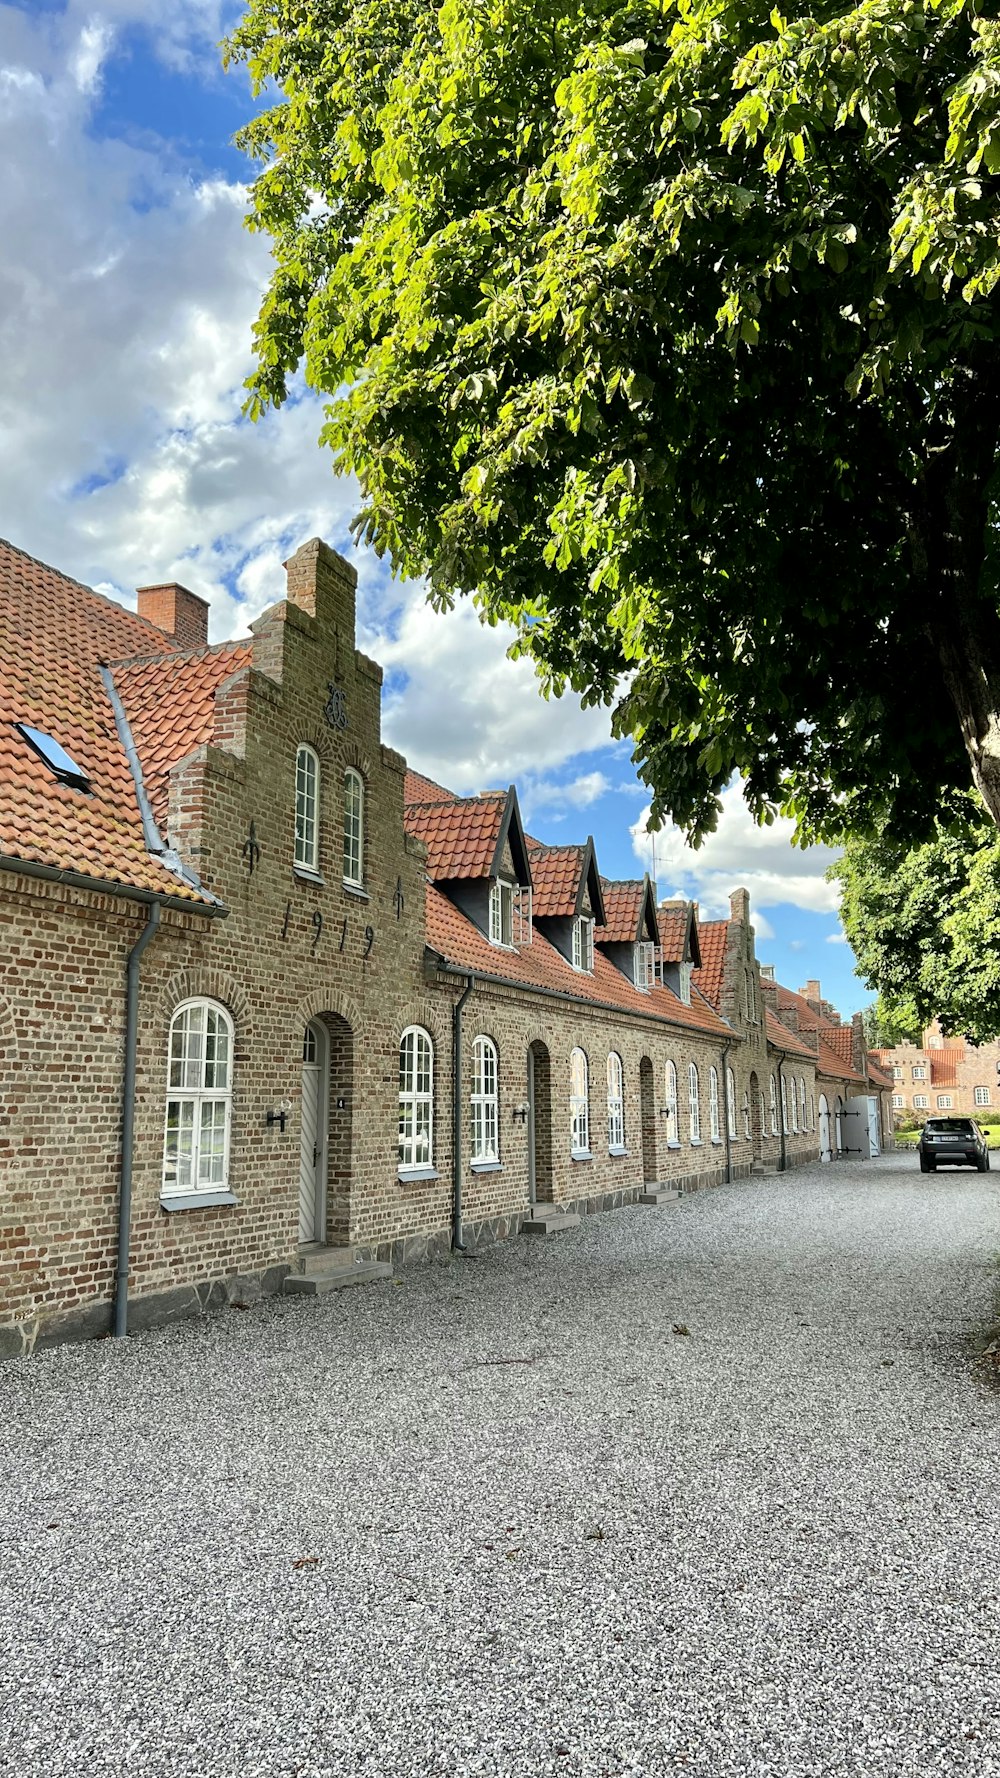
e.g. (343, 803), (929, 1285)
(0, 537), (213, 905)
(424, 883), (733, 1038)
(112, 642), (252, 827)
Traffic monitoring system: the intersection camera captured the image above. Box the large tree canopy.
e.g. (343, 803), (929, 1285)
(226, 0), (1000, 842)
(832, 795), (1000, 1042)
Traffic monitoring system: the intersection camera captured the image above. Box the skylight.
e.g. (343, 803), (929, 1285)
(15, 723), (90, 791)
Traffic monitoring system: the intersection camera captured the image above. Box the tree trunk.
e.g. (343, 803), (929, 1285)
(910, 360), (1000, 827)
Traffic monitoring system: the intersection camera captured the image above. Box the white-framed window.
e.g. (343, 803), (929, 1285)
(570, 1048), (590, 1155)
(489, 879), (514, 947)
(799, 1078), (807, 1129)
(343, 767), (364, 886)
(471, 1035), (499, 1164)
(294, 744), (320, 871)
(912, 1064), (926, 1081)
(163, 1000), (233, 1196)
(665, 1060), (679, 1145)
(742, 1090), (750, 1140)
(634, 942), (656, 991)
(892, 1093), (904, 1109)
(913, 1093), (928, 1109)
(607, 1052), (625, 1151)
(936, 1093), (953, 1109)
(399, 1026), (434, 1171)
(513, 885), (533, 946)
(791, 1079), (799, 1134)
(780, 1076), (789, 1134)
(571, 916), (595, 973)
(709, 1066), (720, 1142)
(726, 1067), (737, 1140)
(688, 1062), (701, 1143)
(891, 1065), (903, 1081)
(769, 1074), (778, 1135)
(975, 1086), (991, 1107)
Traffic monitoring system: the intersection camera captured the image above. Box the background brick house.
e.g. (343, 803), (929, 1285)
(874, 1021), (1000, 1123)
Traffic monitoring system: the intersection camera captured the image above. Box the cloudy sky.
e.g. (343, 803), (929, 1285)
(0, 0), (866, 1012)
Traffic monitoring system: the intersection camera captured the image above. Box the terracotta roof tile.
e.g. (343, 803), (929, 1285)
(599, 880), (644, 945)
(765, 1009), (816, 1060)
(814, 1034), (864, 1084)
(825, 1025), (854, 1064)
(404, 795), (507, 880)
(0, 538), (212, 904)
(527, 842), (585, 918)
(404, 767), (459, 805)
(113, 643), (252, 827)
(692, 919), (728, 1007)
(657, 905), (689, 964)
(424, 885), (735, 1039)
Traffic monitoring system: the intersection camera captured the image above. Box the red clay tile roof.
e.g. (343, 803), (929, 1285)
(825, 1025), (854, 1064)
(404, 794), (507, 880)
(424, 885), (735, 1039)
(692, 919), (728, 1007)
(814, 1034), (864, 1084)
(404, 767), (459, 805)
(112, 643), (252, 827)
(929, 1056), (960, 1088)
(599, 880), (645, 944)
(868, 1060), (893, 1089)
(773, 982), (837, 1036)
(0, 538), (213, 904)
(765, 1009), (816, 1060)
(657, 904), (690, 964)
(528, 842), (586, 918)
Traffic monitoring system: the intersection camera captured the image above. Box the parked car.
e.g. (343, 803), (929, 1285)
(918, 1117), (991, 1172)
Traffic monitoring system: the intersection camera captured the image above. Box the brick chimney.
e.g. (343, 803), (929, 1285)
(729, 887), (750, 924)
(137, 581), (209, 650)
(801, 978), (822, 1009)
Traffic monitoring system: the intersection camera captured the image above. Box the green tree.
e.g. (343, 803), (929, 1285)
(832, 797), (1000, 1042)
(226, 0), (1000, 842)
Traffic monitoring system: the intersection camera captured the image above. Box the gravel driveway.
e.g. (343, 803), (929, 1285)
(3, 1153), (1000, 1778)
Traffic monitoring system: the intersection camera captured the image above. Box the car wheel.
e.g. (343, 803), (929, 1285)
(919, 1155), (930, 1172)
(978, 1154), (989, 1172)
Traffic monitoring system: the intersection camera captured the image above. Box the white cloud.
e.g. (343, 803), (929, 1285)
(826, 929), (849, 945)
(630, 779), (842, 917)
(520, 771), (610, 820)
(69, 18), (112, 93)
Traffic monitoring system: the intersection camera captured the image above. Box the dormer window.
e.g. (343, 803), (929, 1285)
(489, 879), (514, 947)
(572, 916), (594, 973)
(634, 941), (655, 991)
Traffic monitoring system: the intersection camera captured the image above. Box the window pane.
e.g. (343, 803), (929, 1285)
(165, 1099), (195, 1189)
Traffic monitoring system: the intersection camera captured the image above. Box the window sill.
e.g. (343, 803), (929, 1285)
(160, 1190), (238, 1213)
(666, 1139), (681, 1150)
(571, 1150), (593, 1163)
(609, 1145), (629, 1158)
(293, 866), (325, 886)
(342, 880), (369, 899)
(398, 1165), (439, 1184)
(470, 1159), (502, 1173)
(689, 1138), (703, 1147)
(711, 1137), (724, 1146)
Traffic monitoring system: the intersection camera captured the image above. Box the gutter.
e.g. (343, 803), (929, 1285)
(0, 853), (225, 919)
(720, 1039), (734, 1184)
(114, 900), (161, 1338)
(775, 1055), (788, 1174)
(431, 953), (735, 1044)
(452, 973), (476, 1253)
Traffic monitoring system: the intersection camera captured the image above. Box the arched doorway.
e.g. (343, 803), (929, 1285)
(748, 1070), (763, 1161)
(299, 1012), (353, 1246)
(639, 1056), (657, 1186)
(527, 1040), (552, 1205)
(818, 1093), (832, 1162)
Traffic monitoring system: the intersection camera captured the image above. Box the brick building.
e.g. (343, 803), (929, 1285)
(874, 1021), (1000, 1123)
(1, 535), (879, 1356)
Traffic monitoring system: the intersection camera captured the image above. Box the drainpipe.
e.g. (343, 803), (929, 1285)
(452, 973), (475, 1253)
(776, 1055), (787, 1175)
(720, 1040), (733, 1184)
(114, 901), (161, 1338)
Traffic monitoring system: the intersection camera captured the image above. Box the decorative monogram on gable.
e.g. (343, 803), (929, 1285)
(324, 683), (348, 730)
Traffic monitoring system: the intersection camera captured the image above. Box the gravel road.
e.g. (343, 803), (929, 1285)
(3, 1153), (1000, 1778)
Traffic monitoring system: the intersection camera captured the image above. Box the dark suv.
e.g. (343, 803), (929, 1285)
(918, 1117), (990, 1172)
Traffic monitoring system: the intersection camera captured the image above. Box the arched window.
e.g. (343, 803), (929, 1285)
(665, 1060), (679, 1145)
(688, 1062), (701, 1143)
(470, 1035), (499, 1164)
(742, 1089), (750, 1140)
(726, 1067), (737, 1140)
(709, 1066), (720, 1142)
(791, 1076), (799, 1133)
(343, 768), (364, 886)
(163, 1000), (233, 1196)
(769, 1074), (778, 1135)
(780, 1075), (789, 1135)
(399, 1027), (434, 1171)
(294, 744), (320, 871)
(607, 1052), (625, 1152)
(570, 1049), (590, 1155)
(799, 1077), (807, 1129)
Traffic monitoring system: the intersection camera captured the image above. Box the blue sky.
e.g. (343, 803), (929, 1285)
(0, 0), (867, 1015)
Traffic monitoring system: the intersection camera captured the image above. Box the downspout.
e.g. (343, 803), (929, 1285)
(776, 1054), (787, 1175)
(720, 1039), (734, 1184)
(114, 900), (161, 1338)
(452, 973), (475, 1253)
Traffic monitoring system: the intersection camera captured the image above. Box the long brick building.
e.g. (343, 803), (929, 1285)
(0, 535), (888, 1356)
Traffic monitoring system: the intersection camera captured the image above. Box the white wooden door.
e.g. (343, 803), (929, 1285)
(818, 1094), (832, 1163)
(298, 1021), (327, 1243)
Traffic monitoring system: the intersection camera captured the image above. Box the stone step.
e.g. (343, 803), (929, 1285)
(750, 1163), (779, 1176)
(284, 1249), (393, 1295)
(639, 1187), (680, 1206)
(522, 1210), (581, 1237)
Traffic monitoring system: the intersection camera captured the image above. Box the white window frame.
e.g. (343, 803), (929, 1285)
(570, 1048), (590, 1156)
(791, 1078), (799, 1134)
(975, 1086), (991, 1107)
(665, 1060), (679, 1145)
(162, 999), (233, 1198)
(726, 1067), (737, 1140)
(936, 1093), (953, 1109)
(488, 879), (515, 947)
(742, 1090), (751, 1140)
(688, 1062), (701, 1143)
(891, 1066), (903, 1081)
(709, 1066), (721, 1143)
(799, 1077), (807, 1130)
(513, 884), (533, 946)
(572, 916), (594, 974)
(471, 1035), (500, 1164)
(769, 1074), (778, 1136)
(913, 1093), (928, 1110)
(343, 767), (364, 886)
(780, 1075), (789, 1135)
(634, 942), (655, 992)
(399, 1026), (434, 1173)
(607, 1052), (625, 1152)
(891, 1094), (904, 1109)
(294, 743), (320, 872)
(912, 1064), (926, 1081)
